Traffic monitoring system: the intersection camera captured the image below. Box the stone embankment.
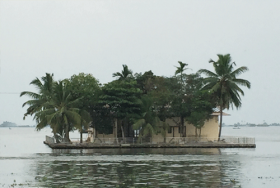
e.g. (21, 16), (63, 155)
(44, 135), (256, 149)
(44, 141), (256, 149)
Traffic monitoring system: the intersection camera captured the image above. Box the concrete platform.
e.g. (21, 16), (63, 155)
(44, 141), (256, 149)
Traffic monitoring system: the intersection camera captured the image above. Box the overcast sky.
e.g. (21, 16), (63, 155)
(1, 0), (280, 126)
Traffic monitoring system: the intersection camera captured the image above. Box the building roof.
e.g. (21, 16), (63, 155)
(211, 112), (230, 116)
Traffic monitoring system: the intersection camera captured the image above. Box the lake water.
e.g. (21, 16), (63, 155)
(0, 127), (280, 187)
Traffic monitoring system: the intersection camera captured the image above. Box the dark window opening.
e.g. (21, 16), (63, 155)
(168, 127), (172, 133)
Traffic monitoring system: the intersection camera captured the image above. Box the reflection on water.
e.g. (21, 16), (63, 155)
(0, 127), (280, 187)
(32, 156), (227, 187)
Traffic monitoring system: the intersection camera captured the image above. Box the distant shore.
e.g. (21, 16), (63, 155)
(0, 125), (35, 128)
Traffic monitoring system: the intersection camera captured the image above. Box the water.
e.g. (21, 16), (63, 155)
(0, 127), (280, 187)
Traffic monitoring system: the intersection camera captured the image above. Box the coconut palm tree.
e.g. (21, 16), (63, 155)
(198, 54), (251, 139)
(20, 73), (54, 119)
(36, 81), (82, 142)
(20, 73), (68, 141)
(112, 64), (133, 80)
(21, 75), (86, 143)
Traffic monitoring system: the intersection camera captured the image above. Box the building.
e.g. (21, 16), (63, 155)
(87, 112), (230, 144)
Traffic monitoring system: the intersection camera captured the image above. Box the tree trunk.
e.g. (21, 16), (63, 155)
(115, 119), (119, 144)
(218, 108), (223, 141)
(195, 127), (197, 137)
(80, 130), (83, 143)
(121, 125), (125, 143)
(199, 128), (201, 137)
(65, 125), (71, 143)
(180, 116), (184, 137)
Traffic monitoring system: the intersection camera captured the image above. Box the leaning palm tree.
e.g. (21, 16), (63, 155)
(198, 54), (251, 139)
(39, 81), (82, 143)
(112, 64), (133, 80)
(20, 73), (54, 119)
(20, 73), (63, 140)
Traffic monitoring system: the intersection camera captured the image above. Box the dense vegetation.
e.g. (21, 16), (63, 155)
(21, 54), (250, 142)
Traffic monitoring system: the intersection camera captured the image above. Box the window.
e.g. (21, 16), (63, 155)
(168, 127), (172, 133)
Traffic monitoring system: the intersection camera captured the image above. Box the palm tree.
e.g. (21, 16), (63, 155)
(133, 96), (168, 143)
(21, 75), (85, 143)
(36, 81), (82, 142)
(174, 61), (189, 137)
(20, 73), (54, 119)
(198, 54), (251, 139)
(175, 61), (188, 77)
(112, 64), (133, 80)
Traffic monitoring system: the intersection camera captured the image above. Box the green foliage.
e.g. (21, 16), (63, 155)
(135, 70), (156, 94)
(20, 73), (54, 120)
(21, 55), (249, 140)
(99, 80), (142, 120)
(67, 73), (101, 109)
(132, 95), (169, 140)
(66, 73), (101, 136)
(21, 73), (92, 142)
(112, 64), (133, 80)
(34, 81), (84, 142)
(91, 106), (114, 134)
(198, 54), (251, 110)
(198, 54), (251, 138)
(185, 90), (214, 137)
(98, 79), (142, 136)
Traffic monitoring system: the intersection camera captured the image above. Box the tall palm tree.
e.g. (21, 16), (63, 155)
(174, 61), (189, 137)
(21, 75), (85, 143)
(20, 73), (66, 141)
(112, 64), (133, 80)
(198, 54), (251, 139)
(20, 73), (54, 119)
(36, 81), (82, 142)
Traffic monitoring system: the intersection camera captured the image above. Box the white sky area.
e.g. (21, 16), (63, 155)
(0, 0), (280, 126)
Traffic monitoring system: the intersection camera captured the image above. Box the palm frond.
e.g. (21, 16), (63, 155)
(198, 69), (218, 77)
(20, 91), (40, 98)
(230, 66), (249, 78)
(232, 78), (251, 89)
(112, 72), (122, 78)
(143, 123), (155, 136)
(133, 119), (145, 130)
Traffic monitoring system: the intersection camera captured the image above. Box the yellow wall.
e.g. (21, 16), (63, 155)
(88, 116), (219, 143)
(151, 116), (219, 143)
(185, 116), (219, 139)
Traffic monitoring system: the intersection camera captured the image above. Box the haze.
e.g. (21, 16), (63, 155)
(1, 0), (279, 126)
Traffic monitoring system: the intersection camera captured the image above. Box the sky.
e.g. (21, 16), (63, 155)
(0, 0), (280, 126)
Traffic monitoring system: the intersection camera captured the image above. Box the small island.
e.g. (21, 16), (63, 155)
(0, 121), (33, 128)
(21, 54), (255, 149)
(0, 121), (17, 127)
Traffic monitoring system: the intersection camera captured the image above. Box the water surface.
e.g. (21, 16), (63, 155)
(0, 127), (279, 187)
